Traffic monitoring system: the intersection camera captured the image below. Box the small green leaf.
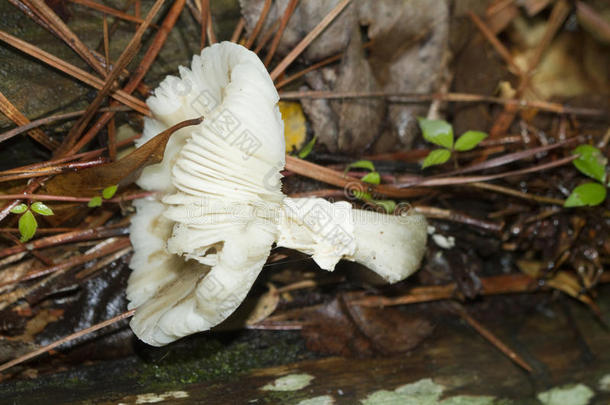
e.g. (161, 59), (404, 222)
(422, 149), (452, 169)
(417, 117), (454, 149)
(454, 131), (488, 151)
(102, 185), (118, 199)
(30, 201), (54, 216)
(10, 203), (28, 214)
(373, 200), (396, 214)
(572, 145), (607, 183)
(353, 190), (372, 201)
(88, 196), (103, 207)
(564, 182), (607, 207)
(361, 171), (381, 185)
(18, 210), (37, 242)
(345, 160), (376, 173)
(297, 136), (317, 159)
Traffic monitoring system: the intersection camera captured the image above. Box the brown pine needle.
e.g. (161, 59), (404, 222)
(0, 106), (132, 148)
(285, 155), (427, 199)
(206, 6), (217, 44)
(0, 90), (58, 150)
(0, 30), (149, 114)
(270, 0), (352, 81)
(278, 90), (605, 116)
(414, 206), (502, 232)
(200, 0), (209, 49)
(67, 0), (186, 156)
(275, 41), (373, 89)
(528, 0), (571, 76)
(231, 17), (246, 43)
(470, 182), (566, 206)
(0, 308), (136, 374)
(0, 159), (105, 183)
(468, 11), (522, 76)
(26, 0), (108, 78)
(0, 179), (45, 223)
(0, 192), (154, 204)
(396, 155), (577, 188)
(264, 0), (299, 66)
(69, 0), (146, 24)
(0, 237), (131, 289)
(449, 302), (534, 373)
(0, 224), (128, 258)
(59, 0), (165, 154)
(245, 0), (271, 48)
(254, 20), (280, 54)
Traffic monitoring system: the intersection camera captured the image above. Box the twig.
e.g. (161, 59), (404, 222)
(0, 308), (135, 373)
(270, 0), (352, 81)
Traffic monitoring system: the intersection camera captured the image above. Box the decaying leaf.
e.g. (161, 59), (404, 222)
(44, 118), (203, 197)
(246, 284), (280, 326)
(332, 24), (385, 153)
(301, 297), (433, 357)
(245, 0), (449, 153)
(517, 260), (599, 312)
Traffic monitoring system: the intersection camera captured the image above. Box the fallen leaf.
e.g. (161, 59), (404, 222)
(301, 297), (433, 357)
(44, 118), (202, 197)
(246, 284), (280, 326)
(279, 101), (307, 153)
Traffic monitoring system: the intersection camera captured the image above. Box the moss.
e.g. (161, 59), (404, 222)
(135, 331), (308, 389)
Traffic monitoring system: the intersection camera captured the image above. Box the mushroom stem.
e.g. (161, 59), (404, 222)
(276, 197), (428, 283)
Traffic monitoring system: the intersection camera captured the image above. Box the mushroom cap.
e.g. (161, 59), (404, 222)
(127, 42), (285, 346)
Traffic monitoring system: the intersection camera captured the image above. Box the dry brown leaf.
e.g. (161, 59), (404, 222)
(301, 297), (433, 357)
(44, 118), (202, 197)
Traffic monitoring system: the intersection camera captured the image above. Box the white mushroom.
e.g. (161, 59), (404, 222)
(128, 41), (427, 346)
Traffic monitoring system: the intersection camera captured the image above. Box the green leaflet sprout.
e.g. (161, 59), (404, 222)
(10, 201), (54, 242)
(564, 145), (608, 207)
(417, 117), (488, 168)
(88, 185), (119, 207)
